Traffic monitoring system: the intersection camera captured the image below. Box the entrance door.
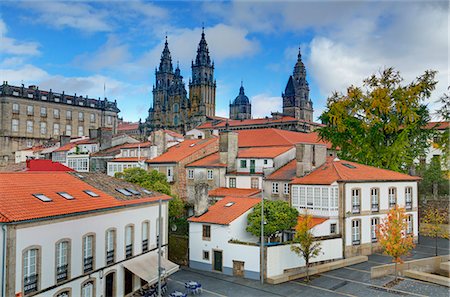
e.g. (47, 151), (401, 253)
(213, 250), (223, 272)
(105, 272), (115, 297)
(233, 260), (244, 277)
(124, 268), (133, 295)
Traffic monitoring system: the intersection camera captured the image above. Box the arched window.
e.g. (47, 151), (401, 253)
(173, 115), (179, 126)
(173, 103), (179, 113)
(81, 280), (94, 297)
(55, 239), (70, 282)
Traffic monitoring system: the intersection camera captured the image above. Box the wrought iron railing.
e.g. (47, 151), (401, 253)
(24, 274), (38, 294)
(106, 250), (115, 264)
(83, 256), (93, 273)
(56, 264), (68, 282)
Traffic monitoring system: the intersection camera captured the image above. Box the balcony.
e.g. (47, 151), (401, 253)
(142, 239), (148, 252)
(106, 250), (115, 264)
(371, 237), (378, 243)
(352, 239), (360, 245)
(126, 244), (133, 258)
(24, 274), (38, 294)
(352, 205), (360, 214)
(56, 264), (68, 282)
(389, 202), (396, 209)
(83, 256), (93, 273)
(371, 203), (379, 212)
(405, 201), (412, 210)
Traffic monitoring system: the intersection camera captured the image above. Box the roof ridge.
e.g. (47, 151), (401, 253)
(331, 159), (344, 180)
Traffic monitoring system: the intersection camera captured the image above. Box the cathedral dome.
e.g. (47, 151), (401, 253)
(233, 85), (250, 105)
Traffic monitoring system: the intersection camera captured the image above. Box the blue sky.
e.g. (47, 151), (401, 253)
(1, 1), (448, 122)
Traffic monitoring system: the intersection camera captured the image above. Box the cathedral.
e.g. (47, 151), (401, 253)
(144, 28), (216, 134)
(229, 83), (251, 120)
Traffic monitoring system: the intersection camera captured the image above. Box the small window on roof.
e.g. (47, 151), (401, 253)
(57, 192), (74, 200)
(224, 202), (235, 207)
(142, 189), (153, 195)
(75, 173), (84, 178)
(84, 190), (99, 197)
(342, 163), (356, 169)
(33, 194), (52, 202)
(189, 143), (196, 147)
(116, 188), (132, 196)
(126, 188), (140, 195)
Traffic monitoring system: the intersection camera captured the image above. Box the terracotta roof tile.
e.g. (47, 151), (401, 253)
(163, 129), (184, 139)
(118, 122), (139, 131)
(26, 159), (74, 171)
(0, 172), (170, 223)
(296, 216), (328, 229)
(119, 142), (152, 149)
(197, 116), (312, 129)
(110, 157), (146, 162)
(267, 160), (297, 181)
(54, 138), (97, 152)
(188, 196), (260, 225)
(424, 121), (449, 130)
(291, 157), (420, 185)
(147, 138), (217, 164)
(208, 187), (261, 198)
(237, 146), (293, 158)
(186, 152), (226, 167)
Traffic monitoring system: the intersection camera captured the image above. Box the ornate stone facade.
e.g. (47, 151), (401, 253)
(229, 83), (251, 120)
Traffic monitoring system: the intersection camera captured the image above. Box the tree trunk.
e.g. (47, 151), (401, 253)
(435, 235), (438, 256)
(394, 261), (397, 281)
(306, 260), (309, 283)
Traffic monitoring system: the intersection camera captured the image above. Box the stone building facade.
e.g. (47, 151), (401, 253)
(229, 84), (251, 120)
(0, 82), (119, 164)
(144, 29), (216, 134)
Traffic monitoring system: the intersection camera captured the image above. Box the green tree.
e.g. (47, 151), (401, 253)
(421, 206), (449, 256)
(417, 156), (449, 198)
(434, 92), (450, 167)
(318, 68), (437, 172)
(291, 213), (322, 282)
(246, 200), (298, 239)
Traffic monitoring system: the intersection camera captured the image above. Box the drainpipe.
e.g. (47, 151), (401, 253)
(1, 224), (6, 297)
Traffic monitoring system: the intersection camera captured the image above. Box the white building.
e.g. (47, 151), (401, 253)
(0, 171), (177, 297)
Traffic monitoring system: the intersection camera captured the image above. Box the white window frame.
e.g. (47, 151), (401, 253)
(27, 105), (34, 115)
(53, 123), (60, 136)
(207, 169), (213, 180)
(12, 103), (19, 113)
(26, 120), (33, 133)
(272, 182), (279, 194)
(78, 126), (84, 137)
(283, 183), (289, 195)
(11, 119), (19, 132)
(53, 108), (60, 119)
(40, 122), (47, 135)
(371, 217), (379, 242)
(229, 177), (236, 188)
(352, 220), (360, 245)
(78, 112), (84, 121)
(188, 169), (194, 179)
(66, 125), (72, 136)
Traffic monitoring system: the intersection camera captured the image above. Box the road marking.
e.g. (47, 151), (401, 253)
(291, 280), (357, 297)
(168, 279), (227, 297)
(318, 274), (429, 297)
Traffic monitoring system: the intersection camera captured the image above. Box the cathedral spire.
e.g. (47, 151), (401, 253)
(293, 47), (307, 82)
(195, 26), (211, 66)
(159, 35), (173, 73)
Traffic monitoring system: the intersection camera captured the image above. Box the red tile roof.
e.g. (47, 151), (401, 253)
(186, 152), (226, 168)
(238, 146), (293, 158)
(198, 116), (315, 129)
(110, 157), (146, 162)
(26, 159), (74, 171)
(291, 157), (420, 185)
(296, 216), (328, 229)
(267, 159), (297, 181)
(54, 138), (97, 152)
(163, 129), (184, 139)
(188, 196), (260, 225)
(208, 187), (261, 198)
(0, 172), (170, 223)
(147, 138), (217, 164)
(118, 122), (139, 131)
(235, 128), (332, 149)
(120, 142), (152, 149)
(424, 121), (449, 130)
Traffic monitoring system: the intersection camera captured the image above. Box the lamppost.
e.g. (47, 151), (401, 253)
(260, 176), (265, 285)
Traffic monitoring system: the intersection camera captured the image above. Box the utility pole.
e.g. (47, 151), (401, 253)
(260, 176), (265, 285)
(157, 198), (162, 297)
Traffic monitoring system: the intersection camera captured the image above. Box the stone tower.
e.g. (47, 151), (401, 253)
(282, 48), (313, 122)
(189, 27), (216, 127)
(229, 82), (251, 120)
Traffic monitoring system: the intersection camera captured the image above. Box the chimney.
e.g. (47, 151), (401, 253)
(98, 127), (112, 150)
(89, 128), (99, 140)
(194, 183), (209, 216)
(219, 130), (238, 171)
(151, 130), (167, 156)
(60, 135), (71, 147)
(295, 143), (313, 177)
(313, 144), (327, 168)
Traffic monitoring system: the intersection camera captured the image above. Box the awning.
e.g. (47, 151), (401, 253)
(122, 251), (179, 284)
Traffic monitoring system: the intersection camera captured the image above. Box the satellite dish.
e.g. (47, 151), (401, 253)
(171, 223), (177, 232)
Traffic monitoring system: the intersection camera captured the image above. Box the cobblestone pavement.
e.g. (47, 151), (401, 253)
(166, 236), (449, 297)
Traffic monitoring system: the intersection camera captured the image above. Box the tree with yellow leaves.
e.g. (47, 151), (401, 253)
(376, 206), (415, 280)
(421, 206), (449, 256)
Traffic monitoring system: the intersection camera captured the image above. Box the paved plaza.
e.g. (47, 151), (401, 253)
(166, 236), (450, 297)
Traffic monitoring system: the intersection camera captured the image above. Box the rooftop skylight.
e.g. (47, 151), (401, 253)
(342, 163), (357, 169)
(116, 188), (132, 196)
(33, 194), (52, 202)
(84, 190), (99, 197)
(142, 189), (153, 195)
(57, 192), (74, 200)
(126, 188), (140, 195)
(224, 202), (235, 207)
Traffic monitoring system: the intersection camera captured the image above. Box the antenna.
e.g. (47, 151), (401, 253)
(103, 82), (106, 99)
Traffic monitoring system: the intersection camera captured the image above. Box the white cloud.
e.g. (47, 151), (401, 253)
(250, 94), (282, 118)
(0, 19), (40, 56)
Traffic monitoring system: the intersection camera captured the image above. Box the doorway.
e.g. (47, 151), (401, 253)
(105, 272), (115, 297)
(124, 268), (133, 295)
(233, 260), (244, 277)
(213, 250), (223, 272)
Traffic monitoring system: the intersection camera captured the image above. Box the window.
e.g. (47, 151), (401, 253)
(90, 113), (95, 123)
(27, 120), (33, 133)
(27, 105), (34, 115)
(202, 225), (211, 240)
(66, 125), (72, 136)
(203, 250), (210, 260)
(207, 169), (213, 180)
(371, 188), (379, 212)
(371, 218), (379, 242)
(33, 193), (52, 202)
(54, 109), (60, 119)
(330, 223), (337, 234)
(188, 169), (194, 179)
(56, 240), (69, 282)
(84, 190), (99, 197)
(351, 189), (360, 214)
(352, 220), (360, 245)
(167, 167), (173, 182)
(56, 290), (70, 297)
(229, 177), (236, 188)
(389, 187), (397, 208)
(26, 140), (33, 148)
(83, 235), (94, 273)
(40, 107), (47, 117)
(284, 183), (289, 195)
(53, 123), (60, 136)
(81, 281), (94, 297)
(406, 215), (413, 234)
(240, 160), (247, 168)
(11, 119), (19, 132)
(142, 221), (149, 252)
(78, 126), (84, 137)
(250, 177), (259, 189)
(23, 248), (39, 294)
(272, 182), (279, 194)
(125, 225), (134, 258)
(12, 103), (19, 114)
(40, 122), (47, 135)
(106, 229), (115, 264)
(66, 110), (72, 120)
(264, 159), (268, 165)
(405, 187), (412, 210)
(116, 188), (132, 196)
(173, 103), (179, 113)
(78, 112), (84, 121)
(57, 192), (74, 200)
(107, 115), (112, 125)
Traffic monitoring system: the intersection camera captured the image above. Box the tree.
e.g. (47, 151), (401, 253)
(421, 206), (449, 256)
(417, 156), (449, 198)
(246, 200), (298, 239)
(290, 213), (322, 282)
(376, 206), (415, 280)
(318, 68), (437, 173)
(433, 91), (450, 168)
